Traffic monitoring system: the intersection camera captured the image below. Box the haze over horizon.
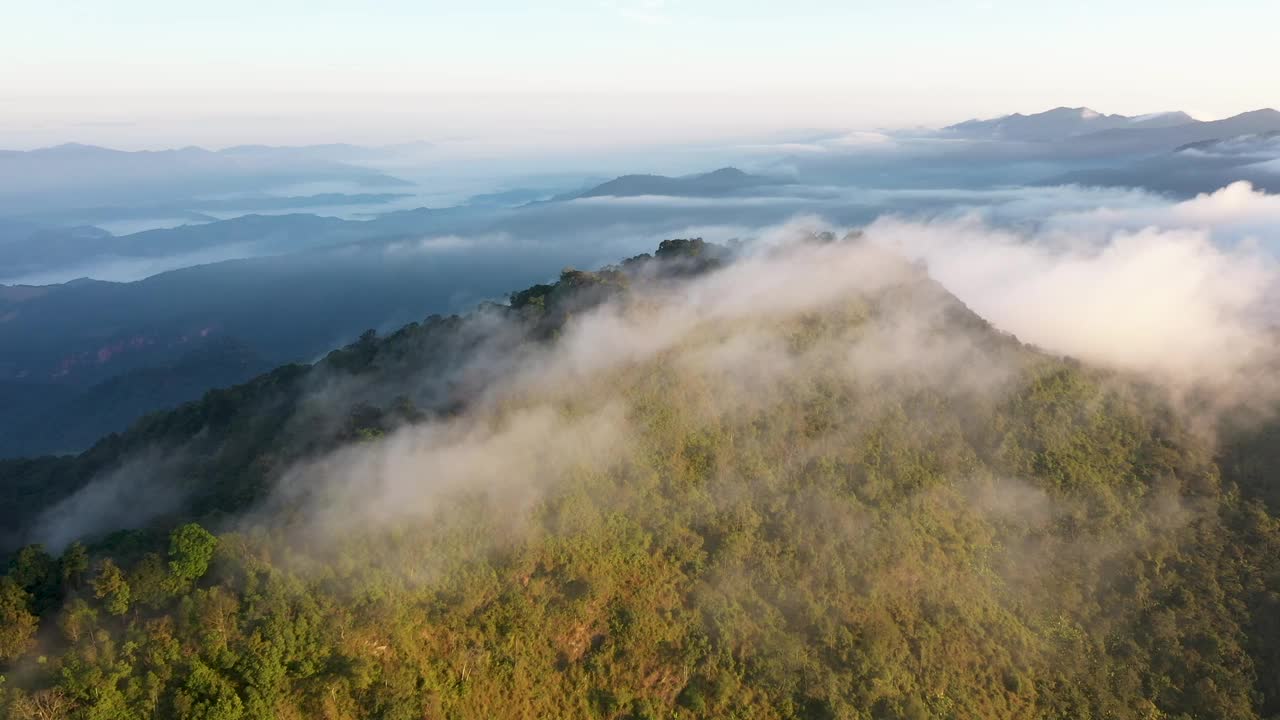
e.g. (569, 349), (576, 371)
(4, 0), (1278, 149)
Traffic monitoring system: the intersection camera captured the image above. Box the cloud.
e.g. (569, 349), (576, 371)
(27, 182), (1280, 556)
(864, 211), (1277, 385)
(737, 131), (898, 156)
(468, 182), (1280, 394)
(826, 131), (896, 148)
(0, 242), (259, 286)
(569, 194), (818, 208)
(1254, 158), (1280, 175)
(383, 233), (515, 254)
(30, 449), (189, 552)
(253, 211), (1262, 573)
(253, 229), (1024, 548)
(1049, 181), (1280, 240)
(1171, 181), (1280, 224)
(271, 404), (633, 542)
(1176, 134), (1280, 160)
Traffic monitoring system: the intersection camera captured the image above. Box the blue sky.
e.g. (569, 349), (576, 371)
(2, 1), (1277, 148)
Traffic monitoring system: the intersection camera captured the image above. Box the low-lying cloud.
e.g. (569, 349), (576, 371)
(867, 214), (1276, 384)
(21, 181), (1280, 557)
(1047, 181), (1280, 242)
(250, 181), (1280, 547)
(31, 449), (189, 552)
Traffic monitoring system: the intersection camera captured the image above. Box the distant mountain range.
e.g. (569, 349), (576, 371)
(945, 107), (1196, 142)
(1012, 110), (1280, 195)
(0, 213), (355, 282)
(1177, 131), (1280, 156)
(0, 160), (839, 459)
(944, 106), (1280, 152)
(17, 192), (412, 227)
(0, 336), (271, 457)
(1067, 109), (1280, 154)
(4, 108), (1279, 458)
(217, 140), (434, 165)
(789, 106), (1280, 192)
(0, 220), (637, 457)
(1179, 131), (1280, 183)
(0, 143), (414, 214)
(563, 167), (782, 200)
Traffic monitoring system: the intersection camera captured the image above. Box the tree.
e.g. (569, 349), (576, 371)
(7, 545), (57, 613)
(169, 523), (218, 588)
(8, 545), (51, 590)
(175, 658), (245, 720)
(92, 559), (131, 616)
(0, 577), (37, 662)
(57, 597), (98, 644)
(60, 541), (89, 590)
(129, 552), (173, 608)
(7, 687), (77, 720)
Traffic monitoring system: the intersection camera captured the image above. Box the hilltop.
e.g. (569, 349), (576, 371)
(2, 235), (1280, 719)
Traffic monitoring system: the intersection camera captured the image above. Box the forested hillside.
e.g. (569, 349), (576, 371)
(3, 235), (1280, 720)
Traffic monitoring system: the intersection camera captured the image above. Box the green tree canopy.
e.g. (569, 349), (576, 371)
(168, 523), (218, 587)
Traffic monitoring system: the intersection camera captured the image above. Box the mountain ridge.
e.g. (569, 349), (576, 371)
(3, 234), (1280, 718)
(560, 167), (784, 200)
(0, 143), (413, 215)
(942, 106), (1280, 147)
(944, 106), (1198, 141)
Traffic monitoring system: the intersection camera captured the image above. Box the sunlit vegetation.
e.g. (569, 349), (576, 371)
(2, 238), (1279, 719)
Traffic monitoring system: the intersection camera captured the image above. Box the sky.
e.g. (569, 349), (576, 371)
(2, 0), (1278, 149)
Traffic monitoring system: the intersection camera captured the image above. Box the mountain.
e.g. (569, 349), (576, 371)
(0, 218), (53, 246)
(1068, 108), (1280, 153)
(0, 143), (412, 214)
(11, 193), (413, 231)
(827, 107), (1280, 193)
(944, 106), (1195, 142)
(464, 187), (567, 208)
(0, 213), (357, 282)
(217, 140), (435, 166)
(0, 243), (534, 386)
(1034, 119), (1280, 195)
(217, 137), (437, 166)
(0, 182), (869, 459)
(2, 236), (1280, 719)
(0, 224), (113, 271)
(0, 226), (624, 458)
(1176, 130), (1280, 157)
(944, 107), (1280, 151)
(1128, 110), (1200, 127)
(1039, 150), (1280, 196)
(0, 337), (271, 458)
(568, 167), (782, 199)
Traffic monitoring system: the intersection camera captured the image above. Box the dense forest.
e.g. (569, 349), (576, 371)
(2, 235), (1280, 719)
